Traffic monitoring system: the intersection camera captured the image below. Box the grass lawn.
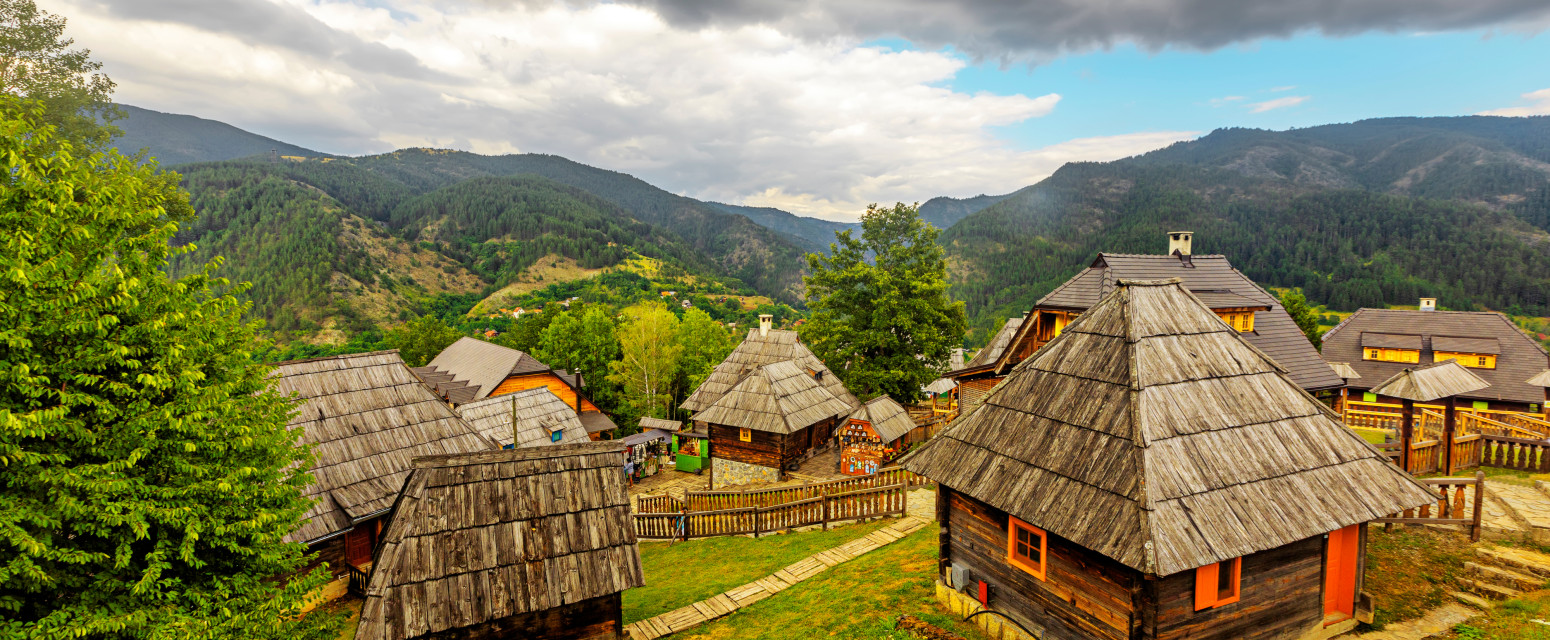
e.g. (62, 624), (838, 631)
(1363, 526), (1475, 628)
(671, 525), (990, 640)
(1439, 591), (1550, 639)
(624, 519), (896, 624)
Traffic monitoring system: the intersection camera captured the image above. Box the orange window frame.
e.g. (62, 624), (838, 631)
(1006, 517), (1047, 580)
(739, 428), (751, 442)
(1194, 557), (1242, 611)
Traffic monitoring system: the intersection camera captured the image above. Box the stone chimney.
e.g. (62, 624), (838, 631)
(1168, 231), (1193, 256)
(1420, 298), (1437, 312)
(759, 314), (773, 336)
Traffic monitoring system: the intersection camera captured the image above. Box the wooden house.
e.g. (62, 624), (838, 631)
(691, 360), (854, 489)
(271, 351), (498, 598)
(452, 386), (592, 449)
(837, 396), (916, 476)
(414, 337), (619, 438)
(354, 443), (644, 640)
(681, 314), (860, 415)
(948, 232), (1341, 413)
(1322, 303), (1550, 414)
(903, 278), (1435, 640)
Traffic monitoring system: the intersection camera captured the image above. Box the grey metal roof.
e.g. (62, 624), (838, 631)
(1324, 309), (1550, 404)
(425, 337), (552, 402)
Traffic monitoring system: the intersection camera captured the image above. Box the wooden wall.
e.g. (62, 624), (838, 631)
(1147, 535), (1324, 640)
(957, 377), (1000, 412)
(491, 373), (600, 413)
(709, 418), (836, 471)
(415, 592), (623, 640)
(303, 535), (349, 578)
(947, 491), (1139, 640)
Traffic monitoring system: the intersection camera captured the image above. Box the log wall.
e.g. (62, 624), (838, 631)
(1147, 536), (1324, 640)
(491, 373), (600, 413)
(414, 592), (623, 640)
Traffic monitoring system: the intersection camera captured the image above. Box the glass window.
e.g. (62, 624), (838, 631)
(1006, 517), (1046, 580)
(1194, 557), (1241, 610)
(739, 428), (751, 442)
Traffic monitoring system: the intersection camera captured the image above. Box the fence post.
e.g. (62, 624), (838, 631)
(1400, 399), (1415, 473)
(1471, 471), (1484, 542)
(822, 496), (830, 531)
(1443, 401), (1457, 475)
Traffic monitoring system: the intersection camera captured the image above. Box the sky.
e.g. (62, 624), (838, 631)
(47, 0), (1550, 221)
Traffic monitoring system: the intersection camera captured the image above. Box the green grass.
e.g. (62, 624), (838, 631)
(1363, 526), (1475, 627)
(1353, 427), (1391, 445)
(672, 525), (990, 640)
(1440, 592), (1550, 639)
(623, 519), (895, 624)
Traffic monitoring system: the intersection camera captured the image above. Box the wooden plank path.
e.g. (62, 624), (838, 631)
(624, 515), (932, 640)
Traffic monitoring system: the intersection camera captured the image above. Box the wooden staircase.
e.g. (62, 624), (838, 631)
(1452, 546), (1550, 608)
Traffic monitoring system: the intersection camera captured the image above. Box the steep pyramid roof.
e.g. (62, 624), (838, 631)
(904, 279), (1434, 576)
(847, 395), (916, 442)
(681, 328), (859, 412)
(690, 360), (853, 434)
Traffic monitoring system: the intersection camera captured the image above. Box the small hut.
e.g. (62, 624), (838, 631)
(837, 396), (916, 476)
(904, 279), (1435, 640)
(692, 360), (853, 488)
(453, 386), (592, 449)
(355, 443), (644, 640)
(681, 314), (860, 414)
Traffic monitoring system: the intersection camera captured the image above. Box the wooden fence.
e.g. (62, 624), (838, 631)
(683, 468), (925, 512)
(1345, 400), (1550, 439)
(1480, 434), (1550, 472)
(637, 494), (684, 514)
(633, 482), (910, 540)
(1373, 472), (1484, 541)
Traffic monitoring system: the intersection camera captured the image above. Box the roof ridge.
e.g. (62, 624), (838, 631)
(273, 349), (401, 368)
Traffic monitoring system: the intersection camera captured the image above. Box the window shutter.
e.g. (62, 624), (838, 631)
(1194, 563), (1219, 611)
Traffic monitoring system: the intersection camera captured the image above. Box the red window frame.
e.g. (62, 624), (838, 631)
(1006, 516), (1047, 580)
(1194, 557), (1241, 611)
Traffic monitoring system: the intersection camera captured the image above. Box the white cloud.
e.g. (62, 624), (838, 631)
(1209, 95), (1246, 107)
(1269, 85), (1297, 92)
(1248, 95), (1310, 113)
(1478, 88), (1550, 116)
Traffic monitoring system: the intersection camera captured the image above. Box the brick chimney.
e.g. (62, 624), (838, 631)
(759, 314), (773, 336)
(1420, 298), (1437, 312)
(1168, 231), (1193, 256)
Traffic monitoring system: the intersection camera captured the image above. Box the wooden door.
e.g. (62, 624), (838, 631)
(345, 524), (375, 567)
(1324, 524), (1360, 623)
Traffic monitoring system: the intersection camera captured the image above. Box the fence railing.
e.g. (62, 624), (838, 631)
(1481, 434), (1550, 472)
(1374, 472), (1484, 541)
(637, 494), (684, 514)
(633, 482), (910, 540)
(684, 468), (925, 512)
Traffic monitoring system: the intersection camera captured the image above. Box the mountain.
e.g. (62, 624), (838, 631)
(112, 104), (324, 165)
(918, 192), (1012, 229)
(708, 202), (859, 252)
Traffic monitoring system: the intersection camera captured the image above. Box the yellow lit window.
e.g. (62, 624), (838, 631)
(1363, 348), (1420, 363)
(1215, 311), (1255, 332)
(1435, 352), (1496, 369)
(1052, 312), (1074, 337)
(739, 428), (751, 442)
(1006, 517), (1046, 580)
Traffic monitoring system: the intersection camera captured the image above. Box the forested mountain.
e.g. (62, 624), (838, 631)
(708, 202), (859, 252)
(113, 105), (323, 165)
(918, 192), (1012, 229)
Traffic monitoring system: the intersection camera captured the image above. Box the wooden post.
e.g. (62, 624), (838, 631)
(937, 486), (952, 581)
(1443, 398), (1457, 475)
(821, 495), (830, 531)
(1471, 471), (1484, 542)
(1400, 399), (1415, 473)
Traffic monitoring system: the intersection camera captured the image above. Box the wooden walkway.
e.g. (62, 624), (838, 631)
(624, 515), (933, 640)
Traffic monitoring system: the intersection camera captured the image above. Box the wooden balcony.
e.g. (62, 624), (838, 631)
(346, 561), (373, 597)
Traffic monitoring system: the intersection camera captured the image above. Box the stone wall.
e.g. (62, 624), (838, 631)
(711, 457), (780, 490)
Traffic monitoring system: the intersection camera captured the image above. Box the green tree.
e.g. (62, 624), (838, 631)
(386, 314), (461, 367)
(800, 202), (967, 403)
(0, 0), (120, 148)
(0, 101), (340, 638)
(1281, 288), (1324, 350)
(608, 302), (682, 419)
(677, 307), (732, 394)
(536, 305), (622, 415)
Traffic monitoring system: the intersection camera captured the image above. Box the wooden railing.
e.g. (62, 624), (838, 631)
(1481, 434), (1550, 472)
(634, 482), (910, 540)
(1345, 400), (1550, 439)
(346, 561), (372, 596)
(685, 468), (924, 512)
(1374, 472), (1484, 542)
(637, 494), (684, 514)
(1408, 437), (1441, 475)
(1461, 412), (1545, 440)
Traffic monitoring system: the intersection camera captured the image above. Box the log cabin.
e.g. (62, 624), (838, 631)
(680, 314), (860, 416)
(1322, 303), (1550, 415)
(690, 360), (854, 489)
(837, 396), (916, 476)
(270, 351), (498, 600)
(413, 337), (619, 438)
(903, 278), (1436, 640)
(452, 386), (593, 449)
(949, 232), (1342, 414)
(354, 443), (644, 640)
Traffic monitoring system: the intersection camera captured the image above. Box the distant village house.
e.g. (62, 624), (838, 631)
(413, 337), (619, 438)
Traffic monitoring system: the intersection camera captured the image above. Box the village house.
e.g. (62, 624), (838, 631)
(453, 386), (593, 449)
(354, 443), (644, 640)
(904, 278), (1435, 640)
(836, 395), (916, 476)
(949, 232), (1342, 413)
(271, 351), (498, 599)
(413, 337), (619, 438)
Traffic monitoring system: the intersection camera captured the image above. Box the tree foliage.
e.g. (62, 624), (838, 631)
(385, 314), (462, 367)
(800, 203), (967, 403)
(1280, 288), (1324, 351)
(0, 0), (119, 148)
(536, 305), (623, 416)
(608, 303), (682, 419)
(0, 100), (339, 639)
(675, 307), (732, 395)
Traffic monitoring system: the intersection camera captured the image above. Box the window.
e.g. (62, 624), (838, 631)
(1194, 557), (1241, 611)
(1363, 392), (1378, 402)
(739, 428), (751, 442)
(550, 430), (563, 442)
(1006, 517), (1046, 580)
(1215, 311), (1256, 333)
(1363, 348), (1420, 363)
(1434, 351), (1497, 369)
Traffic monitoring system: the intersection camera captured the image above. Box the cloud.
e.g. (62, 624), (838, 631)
(1478, 88), (1550, 116)
(1270, 85), (1298, 92)
(626, 0), (1550, 59)
(1248, 96), (1310, 113)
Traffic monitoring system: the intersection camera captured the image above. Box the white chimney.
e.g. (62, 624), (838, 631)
(759, 314), (773, 336)
(1168, 231), (1193, 256)
(1420, 298), (1437, 312)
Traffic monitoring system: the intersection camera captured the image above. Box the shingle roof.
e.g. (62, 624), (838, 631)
(1323, 309), (1550, 404)
(1328, 362), (1362, 380)
(964, 318), (1023, 369)
(453, 387), (591, 449)
(1031, 253), (1343, 391)
(271, 350), (498, 544)
(691, 360), (853, 434)
(903, 279), (1434, 577)
(1369, 360), (1492, 402)
(355, 443), (643, 640)
(424, 337), (552, 402)
(847, 396), (917, 443)
(923, 349), (965, 395)
(681, 329), (859, 412)
(1362, 333), (1422, 350)
(578, 411), (619, 435)
(638, 416), (682, 431)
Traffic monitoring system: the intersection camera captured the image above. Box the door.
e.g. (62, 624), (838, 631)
(345, 524), (375, 568)
(1324, 524), (1360, 623)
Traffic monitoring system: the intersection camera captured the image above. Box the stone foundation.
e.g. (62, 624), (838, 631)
(934, 580), (1040, 640)
(711, 457), (780, 489)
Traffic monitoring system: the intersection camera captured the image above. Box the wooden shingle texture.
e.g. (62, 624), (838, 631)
(681, 328), (859, 413)
(1323, 309), (1550, 404)
(923, 349), (965, 395)
(423, 337), (552, 402)
(355, 443), (644, 640)
(903, 279), (1436, 577)
(963, 318), (1023, 370)
(453, 386), (591, 449)
(639, 416), (683, 431)
(271, 350), (498, 544)
(691, 361), (853, 434)
(1369, 360), (1491, 402)
(848, 396), (916, 443)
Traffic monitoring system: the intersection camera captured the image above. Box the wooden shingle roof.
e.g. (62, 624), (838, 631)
(639, 416), (683, 431)
(271, 350), (498, 544)
(424, 337), (552, 402)
(690, 360), (853, 434)
(681, 328), (859, 412)
(963, 318), (1023, 369)
(1369, 360), (1491, 402)
(1323, 309), (1550, 404)
(847, 396), (916, 443)
(903, 279), (1435, 577)
(453, 387), (591, 449)
(355, 443), (643, 640)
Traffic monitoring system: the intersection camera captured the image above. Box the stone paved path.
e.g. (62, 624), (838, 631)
(623, 515), (934, 640)
(1342, 603), (1478, 640)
